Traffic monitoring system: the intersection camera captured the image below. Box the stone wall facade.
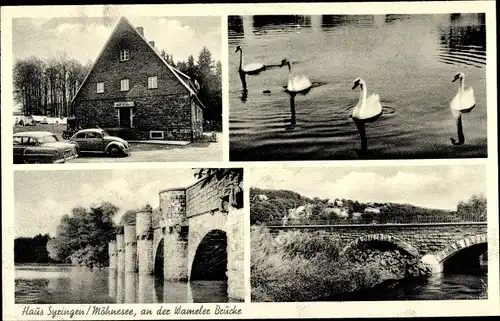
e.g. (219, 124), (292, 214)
(75, 95), (195, 141)
(186, 174), (239, 218)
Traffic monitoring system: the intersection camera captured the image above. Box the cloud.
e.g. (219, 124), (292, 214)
(13, 16), (221, 65)
(251, 166), (485, 210)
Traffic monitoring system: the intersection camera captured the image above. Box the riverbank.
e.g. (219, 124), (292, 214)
(251, 228), (431, 302)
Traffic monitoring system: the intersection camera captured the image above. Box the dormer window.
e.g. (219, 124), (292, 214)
(120, 48), (130, 62)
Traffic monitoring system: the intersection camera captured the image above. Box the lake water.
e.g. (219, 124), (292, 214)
(228, 14), (487, 161)
(15, 265), (229, 304)
(326, 271), (487, 301)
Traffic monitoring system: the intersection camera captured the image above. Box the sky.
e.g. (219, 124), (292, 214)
(14, 169), (199, 238)
(251, 165), (486, 210)
(12, 12), (221, 66)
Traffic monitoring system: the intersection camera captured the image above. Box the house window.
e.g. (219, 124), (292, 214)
(120, 79), (129, 91)
(148, 76), (158, 89)
(120, 49), (130, 62)
(96, 82), (104, 93)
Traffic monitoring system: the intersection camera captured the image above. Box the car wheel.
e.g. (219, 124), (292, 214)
(109, 146), (122, 157)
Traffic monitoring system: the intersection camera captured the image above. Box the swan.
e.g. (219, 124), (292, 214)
(450, 72), (475, 146)
(351, 78), (383, 151)
(279, 59), (312, 94)
(235, 45), (266, 90)
(279, 59), (313, 126)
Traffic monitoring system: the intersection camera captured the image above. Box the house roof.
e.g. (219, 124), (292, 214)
(13, 131), (56, 138)
(71, 17), (205, 109)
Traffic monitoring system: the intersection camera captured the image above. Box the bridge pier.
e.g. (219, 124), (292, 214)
(108, 241), (117, 270)
(124, 224), (137, 273)
(136, 210), (153, 275)
(163, 228), (189, 281)
(116, 231), (125, 273)
(160, 188), (189, 281)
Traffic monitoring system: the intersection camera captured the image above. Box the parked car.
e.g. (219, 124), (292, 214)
(13, 131), (79, 164)
(69, 128), (130, 157)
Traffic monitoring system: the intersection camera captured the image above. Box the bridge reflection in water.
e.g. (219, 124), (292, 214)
(108, 270), (229, 303)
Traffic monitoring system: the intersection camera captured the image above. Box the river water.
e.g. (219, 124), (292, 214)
(15, 265), (229, 304)
(228, 14), (487, 161)
(326, 271), (487, 301)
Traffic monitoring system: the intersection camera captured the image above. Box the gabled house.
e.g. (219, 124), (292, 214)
(71, 17), (205, 141)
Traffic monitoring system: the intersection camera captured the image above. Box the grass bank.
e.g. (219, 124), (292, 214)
(251, 228), (429, 302)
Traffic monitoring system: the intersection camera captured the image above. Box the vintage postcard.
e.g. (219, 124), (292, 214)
(1, 1), (499, 321)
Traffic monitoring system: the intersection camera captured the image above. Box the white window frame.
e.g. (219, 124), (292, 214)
(148, 76), (158, 89)
(120, 79), (129, 92)
(120, 48), (130, 62)
(96, 82), (104, 93)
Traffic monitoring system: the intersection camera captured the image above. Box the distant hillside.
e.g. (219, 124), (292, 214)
(250, 188), (484, 226)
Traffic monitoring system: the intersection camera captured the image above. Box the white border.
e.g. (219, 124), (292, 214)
(2, 1), (499, 320)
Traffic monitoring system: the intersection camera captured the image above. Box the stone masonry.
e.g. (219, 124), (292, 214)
(72, 17), (204, 141)
(109, 171), (245, 301)
(264, 222), (487, 273)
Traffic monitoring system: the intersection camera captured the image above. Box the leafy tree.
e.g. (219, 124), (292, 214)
(14, 234), (52, 263)
(194, 168), (243, 187)
(169, 47), (222, 131)
(457, 194), (487, 221)
(48, 202), (118, 267)
(13, 55), (90, 117)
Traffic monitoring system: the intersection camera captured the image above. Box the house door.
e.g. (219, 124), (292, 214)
(118, 108), (131, 128)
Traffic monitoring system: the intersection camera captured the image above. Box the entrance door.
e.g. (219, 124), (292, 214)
(118, 108), (131, 128)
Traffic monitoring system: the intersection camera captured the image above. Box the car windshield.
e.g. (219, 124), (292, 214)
(42, 135), (59, 143)
(101, 131), (110, 137)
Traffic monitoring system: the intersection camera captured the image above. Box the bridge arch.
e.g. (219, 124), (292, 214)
(190, 229), (228, 280)
(421, 233), (487, 273)
(340, 234), (420, 257)
(153, 238), (164, 276)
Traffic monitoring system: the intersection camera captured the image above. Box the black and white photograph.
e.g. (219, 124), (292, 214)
(228, 14), (487, 161)
(11, 11), (222, 164)
(250, 165), (487, 301)
(14, 168), (244, 303)
(1, 1), (499, 320)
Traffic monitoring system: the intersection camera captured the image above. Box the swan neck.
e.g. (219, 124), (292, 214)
(238, 50), (243, 70)
(459, 78), (465, 91)
(359, 84), (367, 103)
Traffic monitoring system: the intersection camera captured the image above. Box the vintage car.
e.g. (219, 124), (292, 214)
(13, 131), (79, 164)
(69, 128), (130, 157)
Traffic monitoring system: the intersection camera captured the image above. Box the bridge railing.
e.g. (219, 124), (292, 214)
(255, 212), (486, 226)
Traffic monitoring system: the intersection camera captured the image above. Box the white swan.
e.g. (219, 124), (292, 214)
(351, 78), (383, 151)
(235, 45), (265, 90)
(351, 78), (382, 121)
(450, 72), (475, 145)
(279, 59), (313, 126)
(279, 59), (312, 94)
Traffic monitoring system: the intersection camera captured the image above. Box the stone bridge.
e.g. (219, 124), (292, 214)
(263, 222), (487, 273)
(109, 173), (244, 301)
